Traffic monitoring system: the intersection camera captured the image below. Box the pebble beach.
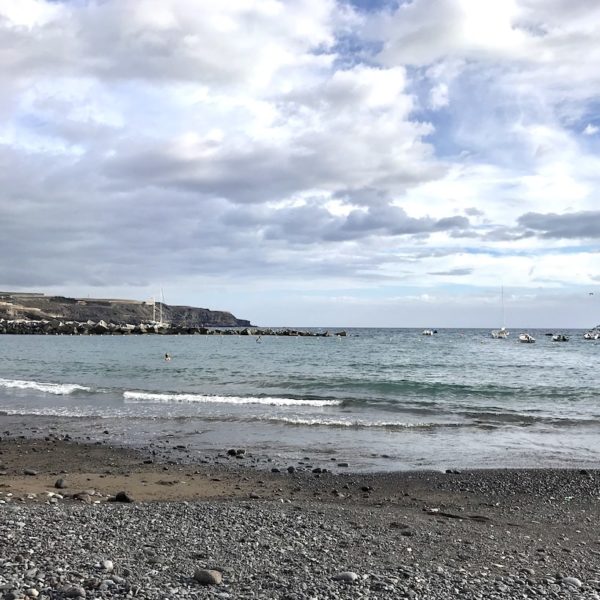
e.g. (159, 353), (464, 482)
(1, 430), (600, 599)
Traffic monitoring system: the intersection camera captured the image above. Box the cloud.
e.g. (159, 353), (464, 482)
(428, 268), (473, 276)
(518, 211), (600, 239)
(1, 0), (600, 325)
(429, 83), (449, 109)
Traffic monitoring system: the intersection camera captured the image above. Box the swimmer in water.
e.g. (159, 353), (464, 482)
(164, 353), (171, 361)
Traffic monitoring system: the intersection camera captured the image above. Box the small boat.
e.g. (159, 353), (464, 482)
(422, 329), (434, 336)
(583, 329), (600, 340)
(552, 334), (569, 342)
(491, 327), (509, 339)
(518, 333), (536, 343)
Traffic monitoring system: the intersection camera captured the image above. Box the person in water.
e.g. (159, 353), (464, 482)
(164, 353), (171, 361)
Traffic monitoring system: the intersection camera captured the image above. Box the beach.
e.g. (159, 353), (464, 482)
(1, 331), (600, 597)
(1, 430), (600, 599)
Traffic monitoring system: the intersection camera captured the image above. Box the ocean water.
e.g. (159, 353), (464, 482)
(0, 329), (599, 471)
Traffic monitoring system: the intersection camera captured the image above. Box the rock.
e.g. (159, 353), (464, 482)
(333, 571), (359, 583)
(25, 589), (39, 598)
(287, 466), (295, 473)
(24, 469), (38, 476)
(337, 462), (349, 468)
(101, 560), (114, 572)
(112, 491), (134, 503)
(55, 478), (67, 489)
(193, 569), (223, 585)
(227, 449), (237, 456)
(563, 577), (583, 588)
(62, 585), (86, 598)
(73, 493), (93, 504)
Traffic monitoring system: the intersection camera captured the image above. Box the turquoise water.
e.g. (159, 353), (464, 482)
(0, 329), (599, 470)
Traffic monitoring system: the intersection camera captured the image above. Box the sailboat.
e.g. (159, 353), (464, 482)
(149, 289), (169, 329)
(491, 286), (509, 339)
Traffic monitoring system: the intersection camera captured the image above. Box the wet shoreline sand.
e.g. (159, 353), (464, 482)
(1, 429), (600, 598)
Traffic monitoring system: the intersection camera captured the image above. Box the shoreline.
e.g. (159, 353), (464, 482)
(2, 433), (600, 598)
(2, 411), (600, 475)
(1, 434), (599, 504)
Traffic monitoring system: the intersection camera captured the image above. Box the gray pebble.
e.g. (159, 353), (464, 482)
(333, 571), (359, 582)
(193, 568), (223, 585)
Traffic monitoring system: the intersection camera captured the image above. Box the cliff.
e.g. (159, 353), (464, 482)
(0, 292), (251, 328)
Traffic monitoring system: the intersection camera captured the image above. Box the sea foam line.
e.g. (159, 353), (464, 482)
(269, 416), (463, 429)
(123, 391), (341, 407)
(0, 378), (91, 395)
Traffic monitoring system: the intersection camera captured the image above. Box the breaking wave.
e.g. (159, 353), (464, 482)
(0, 378), (91, 395)
(123, 390), (342, 407)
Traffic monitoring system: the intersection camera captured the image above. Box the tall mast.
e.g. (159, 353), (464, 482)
(501, 285), (505, 329)
(159, 288), (164, 325)
(152, 297), (156, 323)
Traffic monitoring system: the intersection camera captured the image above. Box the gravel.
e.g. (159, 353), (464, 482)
(2, 496), (600, 599)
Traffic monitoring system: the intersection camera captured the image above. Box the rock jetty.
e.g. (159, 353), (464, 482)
(0, 318), (347, 337)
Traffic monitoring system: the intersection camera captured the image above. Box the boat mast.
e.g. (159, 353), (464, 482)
(501, 285), (505, 329)
(152, 297), (156, 323)
(159, 288), (164, 326)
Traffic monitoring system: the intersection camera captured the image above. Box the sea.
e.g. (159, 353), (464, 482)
(0, 329), (599, 472)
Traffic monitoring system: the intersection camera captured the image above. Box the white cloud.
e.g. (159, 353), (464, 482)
(429, 83), (449, 109)
(0, 0), (62, 27)
(0, 0), (599, 325)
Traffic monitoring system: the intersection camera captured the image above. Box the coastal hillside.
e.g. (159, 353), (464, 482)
(0, 292), (251, 328)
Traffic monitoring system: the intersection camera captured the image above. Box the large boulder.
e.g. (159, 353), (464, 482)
(92, 320), (110, 335)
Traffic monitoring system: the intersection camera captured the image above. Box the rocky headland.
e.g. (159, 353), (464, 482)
(0, 291), (250, 329)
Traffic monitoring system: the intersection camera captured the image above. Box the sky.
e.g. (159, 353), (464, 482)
(1, 0), (600, 327)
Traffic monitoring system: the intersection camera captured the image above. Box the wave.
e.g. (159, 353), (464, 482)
(287, 377), (594, 402)
(264, 416), (465, 430)
(2, 405), (599, 433)
(0, 406), (466, 430)
(123, 391), (342, 407)
(0, 378), (91, 395)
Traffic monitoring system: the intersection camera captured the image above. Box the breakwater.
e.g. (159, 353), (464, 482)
(0, 318), (346, 337)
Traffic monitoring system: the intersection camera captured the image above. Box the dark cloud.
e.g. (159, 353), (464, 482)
(482, 227), (534, 242)
(518, 211), (600, 239)
(254, 202), (472, 243)
(433, 216), (469, 230)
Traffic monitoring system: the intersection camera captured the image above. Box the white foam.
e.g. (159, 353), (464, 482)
(123, 391), (341, 407)
(0, 378), (91, 395)
(272, 416), (428, 428)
